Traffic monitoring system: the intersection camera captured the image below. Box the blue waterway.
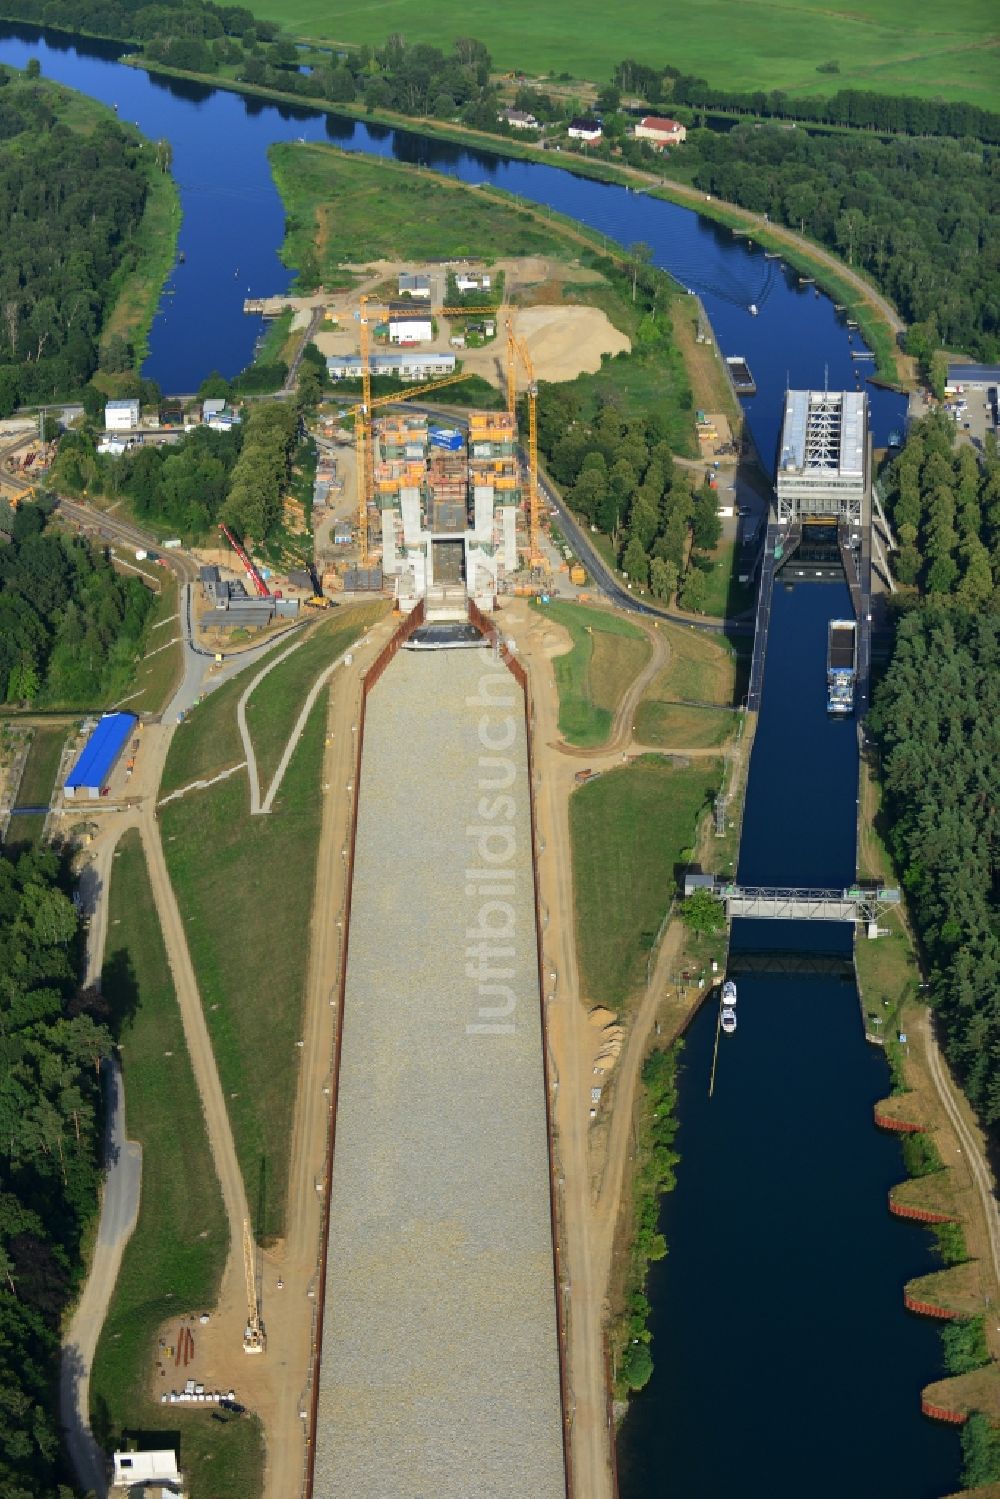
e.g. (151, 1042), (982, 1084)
(0, 26), (958, 1494)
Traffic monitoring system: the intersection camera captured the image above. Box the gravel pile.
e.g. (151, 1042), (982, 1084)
(313, 650), (565, 1498)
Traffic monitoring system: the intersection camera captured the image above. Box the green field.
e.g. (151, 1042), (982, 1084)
(633, 701), (734, 749)
(269, 142), (583, 276)
(15, 722), (68, 806)
(533, 599), (649, 747)
(571, 756), (721, 1009)
(92, 830), (262, 1499)
(244, 604), (384, 788)
(252, 0), (999, 111)
(160, 693), (327, 1237)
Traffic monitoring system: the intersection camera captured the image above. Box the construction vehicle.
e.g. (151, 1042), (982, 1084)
(243, 1219), (265, 1354)
(305, 594), (331, 609)
(505, 316), (547, 570)
(219, 523), (270, 597)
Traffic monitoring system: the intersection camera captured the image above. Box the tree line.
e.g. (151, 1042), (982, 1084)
(0, 66), (152, 410)
(0, 842), (113, 1497)
(610, 58), (1000, 146)
(880, 413), (1000, 605)
(0, 501), (155, 707)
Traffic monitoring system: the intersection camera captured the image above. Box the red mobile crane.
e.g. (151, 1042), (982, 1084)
(219, 523), (270, 597)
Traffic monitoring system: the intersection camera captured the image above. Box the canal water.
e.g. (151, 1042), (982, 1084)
(0, 25), (959, 1494)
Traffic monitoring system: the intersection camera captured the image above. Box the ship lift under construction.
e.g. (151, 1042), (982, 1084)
(348, 295), (544, 569)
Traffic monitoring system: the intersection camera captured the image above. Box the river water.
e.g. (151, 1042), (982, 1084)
(0, 25), (959, 1495)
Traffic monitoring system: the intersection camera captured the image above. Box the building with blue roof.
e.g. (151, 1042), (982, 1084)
(65, 713), (137, 799)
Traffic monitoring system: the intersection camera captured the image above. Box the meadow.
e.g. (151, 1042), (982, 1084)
(253, 0), (999, 112)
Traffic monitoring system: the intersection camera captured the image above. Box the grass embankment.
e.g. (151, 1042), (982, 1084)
(244, 604), (383, 788)
(571, 755), (721, 1009)
(269, 141), (577, 276)
(123, 574), (183, 717)
(854, 747), (921, 1037)
(159, 615), (369, 1236)
(92, 829), (263, 1499)
(635, 621), (740, 749)
(694, 537), (757, 619)
(534, 600), (649, 748)
(247, 0), (998, 111)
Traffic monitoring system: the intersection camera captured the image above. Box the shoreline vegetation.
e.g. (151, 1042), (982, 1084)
(122, 54), (907, 385)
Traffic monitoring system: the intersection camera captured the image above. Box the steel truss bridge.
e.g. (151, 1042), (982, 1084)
(686, 876), (900, 925)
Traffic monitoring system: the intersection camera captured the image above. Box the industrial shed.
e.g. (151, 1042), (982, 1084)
(64, 713), (137, 799)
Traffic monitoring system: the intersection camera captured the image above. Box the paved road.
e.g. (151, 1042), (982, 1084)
(60, 1057), (142, 1499)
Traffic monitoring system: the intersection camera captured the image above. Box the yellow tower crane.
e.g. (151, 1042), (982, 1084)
(352, 295), (505, 564)
(242, 1218), (265, 1354)
(505, 315), (545, 569)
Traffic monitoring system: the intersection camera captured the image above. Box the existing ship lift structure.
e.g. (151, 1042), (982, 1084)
(748, 390), (888, 715)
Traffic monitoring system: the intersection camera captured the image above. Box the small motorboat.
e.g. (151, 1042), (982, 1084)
(721, 979), (737, 1005)
(748, 303), (758, 316)
(721, 1007), (737, 1035)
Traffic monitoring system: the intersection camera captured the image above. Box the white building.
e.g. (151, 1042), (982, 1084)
(634, 114), (687, 148)
(104, 399), (139, 431)
(326, 352), (456, 382)
(776, 390), (869, 525)
(112, 1448), (184, 1494)
(202, 397), (227, 422)
(388, 309), (433, 344)
(567, 117), (602, 142)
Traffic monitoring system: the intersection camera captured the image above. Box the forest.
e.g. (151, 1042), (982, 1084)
(870, 420), (1000, 1133)
(880, 414), (1000, 605)
(0, 842), (111, 1497)
(0, 66), (152, 408)
(0, 501), (155, 706)
(869, 609), (1000, 1133)
(610, 59), (1000, 145)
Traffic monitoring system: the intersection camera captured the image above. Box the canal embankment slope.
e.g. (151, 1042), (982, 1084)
(313, 647), (566, 1498)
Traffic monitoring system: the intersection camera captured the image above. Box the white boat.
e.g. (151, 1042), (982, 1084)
(721, 979), (737, 1005)
(721, 1007), (737, 1035)
(748, 303), (758, 316)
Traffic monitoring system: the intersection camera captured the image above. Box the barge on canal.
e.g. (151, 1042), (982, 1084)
(726, 356), (757, 395)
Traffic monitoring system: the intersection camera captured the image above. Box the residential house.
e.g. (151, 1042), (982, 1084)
(633, 115), (687, 148)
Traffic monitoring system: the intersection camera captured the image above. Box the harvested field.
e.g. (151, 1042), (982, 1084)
(315, 650), (565, 1498)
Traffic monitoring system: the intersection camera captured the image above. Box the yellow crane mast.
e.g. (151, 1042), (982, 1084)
(242, 1218), (265, 1354)
(505, 315), (544, 569)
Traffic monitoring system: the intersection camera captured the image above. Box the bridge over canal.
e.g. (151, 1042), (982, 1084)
(685, 874), (900, 928)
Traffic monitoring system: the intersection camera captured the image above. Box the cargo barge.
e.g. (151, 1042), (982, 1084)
(726, 356), (757, 396)
(827, 619), (857, 715)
